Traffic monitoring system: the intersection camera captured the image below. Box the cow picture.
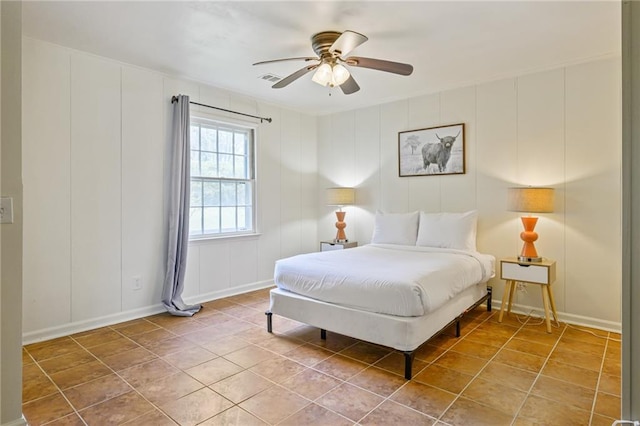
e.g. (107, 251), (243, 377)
(398, 123), (465, 177)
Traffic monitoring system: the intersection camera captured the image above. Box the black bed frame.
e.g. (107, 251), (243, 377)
(266, 286), (492, 380)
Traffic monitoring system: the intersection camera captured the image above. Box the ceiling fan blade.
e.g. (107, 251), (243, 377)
(340, 75), (360, 95)
(272, 64), (319, 89)
(345, 56), (414, 76)
(329, 30), (368, 57)
(253, 57), (318, 66)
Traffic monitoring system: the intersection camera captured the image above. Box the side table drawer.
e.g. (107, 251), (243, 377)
(501, 262), (550, 284)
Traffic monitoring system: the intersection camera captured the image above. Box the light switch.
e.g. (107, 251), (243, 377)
(0, 197), (14, 224)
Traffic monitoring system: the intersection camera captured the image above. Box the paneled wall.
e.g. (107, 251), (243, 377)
(318, 58), (621, 329)
(22, 37), (318, 341)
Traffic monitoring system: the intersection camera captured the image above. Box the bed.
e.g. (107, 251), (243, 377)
(265, 210), (496, 379)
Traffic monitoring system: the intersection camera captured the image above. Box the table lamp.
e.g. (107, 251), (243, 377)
(508, 187), (554, 262)
(326, 187), (355, 243)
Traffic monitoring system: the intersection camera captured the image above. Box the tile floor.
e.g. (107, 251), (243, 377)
(23, 288), (621, 425)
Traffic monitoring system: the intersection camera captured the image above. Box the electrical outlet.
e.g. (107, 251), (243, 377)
(132, 276), (142, 291)
(0, 197), (14, 224)
(517, 282), (527, 293)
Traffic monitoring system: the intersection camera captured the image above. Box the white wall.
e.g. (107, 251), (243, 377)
(318, 58), (622, 329)
(22, 37), (318, 342)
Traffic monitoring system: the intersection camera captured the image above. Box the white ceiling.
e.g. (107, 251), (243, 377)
(22, 1), (621, 116)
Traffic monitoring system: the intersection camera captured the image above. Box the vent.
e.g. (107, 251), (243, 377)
(258, 73), (282, 83)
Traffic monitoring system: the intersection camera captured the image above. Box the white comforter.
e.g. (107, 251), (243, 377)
(274, 244), (495, 317)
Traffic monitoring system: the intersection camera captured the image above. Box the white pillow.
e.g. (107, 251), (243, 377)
(371, 211), (420, 246)
(416, 210), (478, 251)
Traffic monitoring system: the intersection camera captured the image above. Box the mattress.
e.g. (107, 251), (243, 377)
(274, 243), (494, 317)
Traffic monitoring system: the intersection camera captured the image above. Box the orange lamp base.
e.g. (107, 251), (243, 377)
(518, 216), (542, 262)
(334, 211), (349, 243)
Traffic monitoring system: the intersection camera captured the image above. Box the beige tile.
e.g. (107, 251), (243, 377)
(121, 409), (177, 425)
(279, 403), (353, 426)
(26, 338), (83, 362)
(477, 361), (538, 392)
(23, 363), (58, 403)
(185, 357), (243, 385)
(541, 359), (600, 390)
(63, 373), (132, 410)
(23, 392), (74, 426)
(49, 360), (112, 389)
(390, 381), (456, 418)
(38, 349), (96, 375)
(315, 353), (369, 380)
(599, 372), (621, 396)
(493, 348), (545, 373)
(280, 368), (342, 400)
(73, 328), (122, 348)
(414, 364), (474, 394)
(316, 383), (383, 422)
(160, 387), (233, 426)
(434, 350), (488, 376)
(449, 339), (500, 360)
(283, 343), (334, 366)
(360, 400), (436, 425)
(162, 346), (217, 370)
(199, 406), (267, 426)
(339, 341), (392, 364)
(462, 377), (527, 416)
(240, 385), (310, 424)
(505, 337), (554, 358)
(118, 358), (179, 388)
(136, 372), (204, 405)
(112, 319), (160, 337)
(530, 375), (595, 411)
(441, 397), (514, 426)
(348, 366), (407, 398)
(594, 391), (621, 419)
(209, 370), (273, 404)
(78, 391), (155, 424)
(200, 334), (250, 356)
(223, 345), (274, 368)
(87, 337), (140, 359)
(517, 394), (591, 426)
(249, 356), (307, 384)
(100, 346), (157, 371)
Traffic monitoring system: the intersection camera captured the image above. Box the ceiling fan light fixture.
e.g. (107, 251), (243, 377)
(332, 63), (350, 85)
(312, 63), (333, 86)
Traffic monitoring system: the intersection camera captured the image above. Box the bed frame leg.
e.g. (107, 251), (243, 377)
(455, 320), (461, 337)
(487, 286), (493, 312)
(403, 351), (415, 380)
(265, 312), (272, 333)
(320, 329), (327, 340)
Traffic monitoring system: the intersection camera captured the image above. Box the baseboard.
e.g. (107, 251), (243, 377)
(183, 280), (274, 306)
(22, 280), (276, 345)
(491, 299), (622, 333)
(1, 415), (27, 426)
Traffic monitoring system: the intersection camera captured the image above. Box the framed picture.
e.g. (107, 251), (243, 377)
(398, 123), (465, 177)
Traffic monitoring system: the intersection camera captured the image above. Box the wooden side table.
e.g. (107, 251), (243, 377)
(498, 257), (558, 333)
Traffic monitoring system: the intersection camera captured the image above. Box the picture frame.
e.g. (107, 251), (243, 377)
(398, 123), (465, 177)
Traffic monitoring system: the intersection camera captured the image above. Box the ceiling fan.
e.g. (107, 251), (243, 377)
(253, 30), (413, 95)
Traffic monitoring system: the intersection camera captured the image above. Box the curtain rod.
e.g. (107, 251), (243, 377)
(171, 96), (272, 124)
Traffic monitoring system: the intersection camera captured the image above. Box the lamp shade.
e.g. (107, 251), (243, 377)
(326, 187), (355, 206)
(508, 187), (554, 213)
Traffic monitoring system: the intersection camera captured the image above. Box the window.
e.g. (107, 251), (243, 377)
(189, 117), (255, 238)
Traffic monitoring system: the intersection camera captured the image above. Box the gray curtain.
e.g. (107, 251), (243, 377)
(162, 94), (202, 316)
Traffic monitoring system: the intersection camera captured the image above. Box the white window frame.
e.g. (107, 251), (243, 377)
(189, 115), (257, 240)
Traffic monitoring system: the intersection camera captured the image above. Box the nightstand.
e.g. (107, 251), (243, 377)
(498, 257), (558, 333)
(320, 241), (358, 252)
